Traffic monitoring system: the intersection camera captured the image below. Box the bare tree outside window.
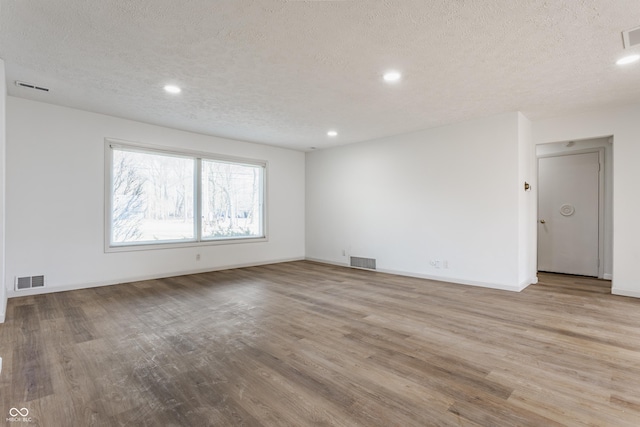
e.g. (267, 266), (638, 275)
(109, 144), (264, 248)
(202, 160), (262, 239)
(112, 152), (146, 242)
(111, 149), (194, 244)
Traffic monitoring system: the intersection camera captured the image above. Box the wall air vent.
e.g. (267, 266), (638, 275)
(15, 80), (50, 92)
(622, 26), (640, 49)
(350, 256), (377, 270)
(15, 275), (45, 291)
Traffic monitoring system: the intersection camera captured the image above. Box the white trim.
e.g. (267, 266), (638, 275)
(104, 140), (112, 251)
(195, 157), (203, 245)
(305, 257), (529, 292)
(612, 287), (640, 299)
(6, 257), (304, 299)
(521, 276), (538, 287)
(105, 236), (268, 253)
(0, 289), (5, 323)
(106, 138), (267, 167)
(305, 257), (349, 268)
(378, 268), (530, 292)
(603, 273), (613, 280)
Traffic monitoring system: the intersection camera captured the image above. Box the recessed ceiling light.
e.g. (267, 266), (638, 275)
(383, 71), (402, 83)
(616, 54), (640, 65)
(327, 130), (338, 137)
(164, 84), (182, 94)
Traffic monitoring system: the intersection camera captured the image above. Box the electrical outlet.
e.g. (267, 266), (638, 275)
(342, 249), (346, 256)
(196, 254), (201, 261)
(443, 260), (449, 269)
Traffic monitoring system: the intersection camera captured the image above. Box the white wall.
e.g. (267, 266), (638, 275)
(518, 113), (537, 286)
(534, 103), (640, 297)
(306, 112), (536, 291)
(0, 60), (6, 322)
(6, 97), (305, 297)
(536, 137), (613, 279)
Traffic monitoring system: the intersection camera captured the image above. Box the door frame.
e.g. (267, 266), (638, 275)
(537, 147), (605, 278)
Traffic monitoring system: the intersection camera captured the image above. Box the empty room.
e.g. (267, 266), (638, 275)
(1, 0), (640, 425)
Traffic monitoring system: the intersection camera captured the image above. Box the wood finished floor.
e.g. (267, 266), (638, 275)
(1, 261), (639, 426)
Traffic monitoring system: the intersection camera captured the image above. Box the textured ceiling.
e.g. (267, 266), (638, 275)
(1, 0), (639, 151)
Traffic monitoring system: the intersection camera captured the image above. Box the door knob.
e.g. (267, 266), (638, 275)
(539, 219), (546, 224)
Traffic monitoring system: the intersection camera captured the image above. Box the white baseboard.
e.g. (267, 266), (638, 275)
(612, 288), (640, 299)
(305, 257), (349, 268)
(306, 257), (527, 292)
(519, 276), (537, 289)
(380, 268), (528, 292)
(0, 291), (5, 323)
(603, 273), (613, 280)
(7, 257), (305, 299)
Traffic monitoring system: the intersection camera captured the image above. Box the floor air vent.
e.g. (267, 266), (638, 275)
(15, 275), (45, 291)
(350, 256), (376, 270)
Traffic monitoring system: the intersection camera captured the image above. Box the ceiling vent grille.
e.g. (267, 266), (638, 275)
(15, 275), (45, 291)
(350, 256), (376, 270)
(622, 26), (640, 49)
(15, 80), (50, 92)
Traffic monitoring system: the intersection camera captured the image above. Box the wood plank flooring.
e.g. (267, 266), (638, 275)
(1, 261), (639, 426)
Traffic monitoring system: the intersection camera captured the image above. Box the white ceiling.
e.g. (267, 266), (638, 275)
(1, 0), (639, 151)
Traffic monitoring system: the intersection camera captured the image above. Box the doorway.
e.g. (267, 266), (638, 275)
(536, 138), (612, 279)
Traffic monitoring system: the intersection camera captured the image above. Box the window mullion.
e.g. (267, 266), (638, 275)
(195, 157), (202, 242)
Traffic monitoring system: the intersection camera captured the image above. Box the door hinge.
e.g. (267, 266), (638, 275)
(599, 163), (602, 172)
(597, 259), (600, 268)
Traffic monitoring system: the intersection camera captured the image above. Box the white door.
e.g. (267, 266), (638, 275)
(538, 152), (600, 276)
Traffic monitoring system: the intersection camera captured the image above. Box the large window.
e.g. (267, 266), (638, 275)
(106, 141), (266, 250)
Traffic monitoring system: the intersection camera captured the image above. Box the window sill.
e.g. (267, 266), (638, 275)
(105, 236), (268, 253)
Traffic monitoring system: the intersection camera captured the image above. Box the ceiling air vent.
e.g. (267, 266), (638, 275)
(622, 26), (640, 49)
(15, 80), (50, 92)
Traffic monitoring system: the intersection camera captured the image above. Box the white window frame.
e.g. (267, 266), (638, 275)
(104, 138), (268, 252)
